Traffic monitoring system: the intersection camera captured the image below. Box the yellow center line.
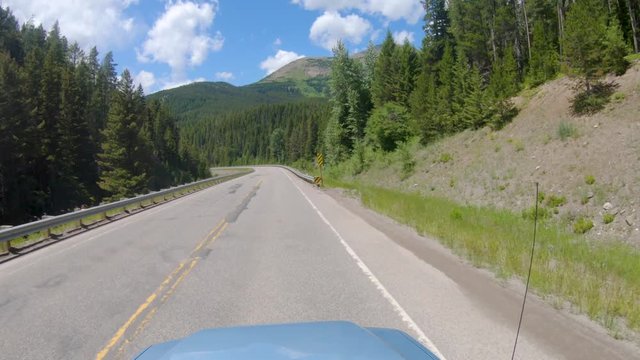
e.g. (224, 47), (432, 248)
(95, 293), (156, 360)
(96, 219), (228, 360)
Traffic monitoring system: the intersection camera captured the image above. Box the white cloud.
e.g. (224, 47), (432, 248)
(260, 50), (305, 75)
(161, 77), (207, 91)
(134, 70), (156, 92)
(274, 37), (282, 46)
(215, 71), (234, 81)
(309, 11), (371, 51)
(392, 30), (414, 44)
(293, 0), (424, 24)
(3, 0), (137, 49)
(137, 1), (223, 81)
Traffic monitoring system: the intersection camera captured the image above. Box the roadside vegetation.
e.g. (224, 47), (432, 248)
(310, 0), (640, 339)
(325, 177), (640, 335)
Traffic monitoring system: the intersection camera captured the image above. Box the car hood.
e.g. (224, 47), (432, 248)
(134, 321), (440, 359)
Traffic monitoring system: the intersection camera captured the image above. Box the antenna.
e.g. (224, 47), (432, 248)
(511, 182), (539, 360)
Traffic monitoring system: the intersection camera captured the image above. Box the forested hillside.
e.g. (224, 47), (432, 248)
(147, 81), (308, 122)
(322, 0), (636, 164)
(180, 99), (329, 166)
(0, 8), (205, 225)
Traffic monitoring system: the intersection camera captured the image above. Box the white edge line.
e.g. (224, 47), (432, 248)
(283, 170), (447, 360)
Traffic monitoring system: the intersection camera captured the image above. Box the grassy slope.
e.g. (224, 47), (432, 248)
(350, 62), (640, 246)
(324, 62), (640, 339)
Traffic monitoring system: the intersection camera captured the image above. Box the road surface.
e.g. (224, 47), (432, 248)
(0, 167), (637, 359)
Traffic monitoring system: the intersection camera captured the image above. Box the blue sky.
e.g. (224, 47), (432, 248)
(4, 0), (426, 93)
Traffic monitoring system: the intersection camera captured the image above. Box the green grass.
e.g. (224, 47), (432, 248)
(325, 178), (640, 332)
(438, 153), (453, 163)
(573, 217), (594, 234)
(603, 213), (615, 224)
(558, 121), (579, 141)
(585, 175), (596, 185)
(624, 53), (640, 62)
(546, 195), (567, 208)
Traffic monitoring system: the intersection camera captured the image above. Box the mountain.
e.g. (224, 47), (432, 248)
(259, 57), (332, 97)
(149, 48), (373, 122)
(147, 81), (307, 122)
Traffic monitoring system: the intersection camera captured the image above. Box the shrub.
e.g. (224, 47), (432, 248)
(603, 213), (615, 224)
(522, 206), (549, 220)
(365, 102), (411, 152)
(585, 175), (596, 185)
(398, 142), (415, 180)
(573, 217), (594, 234)
(537, 191), (546, 203)
(438, 153), (453, 163)
(449, 178), (456, 188)
(546, 195), (567, 207)
(611, 92), (625, 102)
(571, 82), (616, 115)
(557, 122), (578, 140)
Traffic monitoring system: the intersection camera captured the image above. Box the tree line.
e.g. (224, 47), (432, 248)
(0, 7), (205, 225)
(323, 0), (636, 162)
(179, 100), (329, 166)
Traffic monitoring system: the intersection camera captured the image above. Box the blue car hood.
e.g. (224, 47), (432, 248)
(134, 321), (440, 359)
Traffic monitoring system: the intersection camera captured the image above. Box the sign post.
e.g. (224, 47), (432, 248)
(315, 152), (324, 187)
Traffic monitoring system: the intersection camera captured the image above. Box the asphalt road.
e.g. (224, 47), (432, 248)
(0, 167), (637, 359)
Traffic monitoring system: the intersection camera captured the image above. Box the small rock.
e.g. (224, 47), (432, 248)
(603, 202), (614, 211)
(620, 209), (626, 215)
(626, 217), (633, 226)
(587, 191), (594, 199)
(593, 124), (599, 128)
(612, 208), (620, 215)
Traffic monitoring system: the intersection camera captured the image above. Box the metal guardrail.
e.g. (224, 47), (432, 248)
(0, 171), (251, 244)
(274, 165), (315, 184)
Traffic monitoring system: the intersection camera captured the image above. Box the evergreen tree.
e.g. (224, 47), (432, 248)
(371, 31), (400, 107)
(396, 40), (419, 108)
(269, 128), (285, 162)
(563, 0), (625, 90)
(324, 41), (371, 161)
(527, 21), (559, 86)
(422, 0), (453, 64)
(98, 70), (149, 200)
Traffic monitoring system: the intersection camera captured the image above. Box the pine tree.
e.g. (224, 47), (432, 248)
(527, 21), (559, 86)
(98, 70), (149, 200)
(603, 17), (630, 75)
(422, 0), (453, 64)
(0, 52), (30, 222)
(371, 31), (399, 107)
(397, 40), (419, 108)
(324, 41), (371, 161)
(563, 0), (610, 90)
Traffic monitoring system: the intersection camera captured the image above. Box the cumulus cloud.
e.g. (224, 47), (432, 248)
(260, 50), (305, 75)
(3, 0), (137, 49)
(392, 30), (414, 44)
(134, 70), (156, 92)
(309, 11), (371, 51)
(215, 71), (234, 81)
(137, 1), (223, 81)
(292, 0), (424, 24)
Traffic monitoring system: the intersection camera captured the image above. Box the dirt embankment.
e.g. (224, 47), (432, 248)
(358, 63), (640, 246)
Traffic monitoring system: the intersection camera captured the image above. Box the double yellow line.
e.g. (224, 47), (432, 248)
(96, 219), (228, 360)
